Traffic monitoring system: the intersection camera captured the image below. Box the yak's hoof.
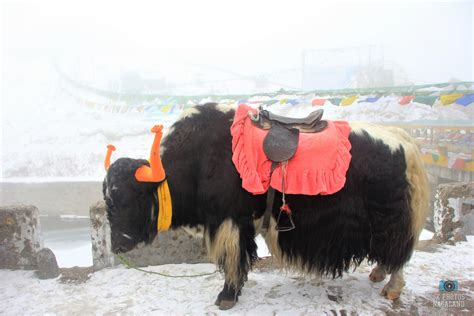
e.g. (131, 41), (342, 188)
(219, 299), (237, 310)
(214, 288), (241, 306)
(215, 283), (241, 310)
(369, 270), (386, 283)
(381, 285), (401, 300)
(381, 276), (405, 300)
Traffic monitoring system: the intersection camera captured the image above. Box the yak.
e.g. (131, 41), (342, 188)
(103, 102), (429, 310)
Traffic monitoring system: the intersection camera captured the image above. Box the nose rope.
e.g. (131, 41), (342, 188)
(116, 254), (217, 278)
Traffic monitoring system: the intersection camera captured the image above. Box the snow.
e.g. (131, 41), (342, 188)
(52, 243), (93, 268)
(59, 215), (90, 219)
(256, 234), (272, 258)
(41, 217), (93, 268)
(419, 229), (434, 241)
(1, 236), (473, 315)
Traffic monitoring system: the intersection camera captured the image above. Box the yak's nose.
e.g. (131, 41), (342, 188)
(112, 245), (127, 254)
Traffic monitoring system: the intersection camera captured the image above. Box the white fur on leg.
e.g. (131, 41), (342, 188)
(205, 219), (241, 287)
(381, 268), (405, 300)
(369, 264), (387, 283)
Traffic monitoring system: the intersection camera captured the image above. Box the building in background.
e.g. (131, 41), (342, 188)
(301, 45), (410, 90)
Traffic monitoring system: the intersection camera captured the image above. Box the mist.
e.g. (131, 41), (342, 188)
(3, 0), (473, 95)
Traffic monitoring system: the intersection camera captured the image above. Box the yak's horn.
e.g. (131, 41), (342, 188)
(135, 125), (166, 182)
(104, 144), (116, 171)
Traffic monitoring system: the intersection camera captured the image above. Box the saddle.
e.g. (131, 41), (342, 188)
(249, 107), (328, 162)
(248, 106), (328, 232)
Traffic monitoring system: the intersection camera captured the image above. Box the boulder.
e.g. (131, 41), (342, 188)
(433, 182), (474, 243)
(0, 205), (43, 269)
(90, 201), (208, 271)
(36, 247), (60, 279)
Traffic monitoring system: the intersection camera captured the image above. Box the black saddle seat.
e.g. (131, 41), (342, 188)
(264, 108), (324, 125)
(250, 108), (328, 133)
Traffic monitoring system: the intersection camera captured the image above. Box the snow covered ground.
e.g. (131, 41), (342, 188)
(1, 235), (472, 315)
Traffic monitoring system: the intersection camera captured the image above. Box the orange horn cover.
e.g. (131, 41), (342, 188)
(135, 125), (166, 182)
(104, 144), (116, 171)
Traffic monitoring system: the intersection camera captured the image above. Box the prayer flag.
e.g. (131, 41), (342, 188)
(399, 96), (414, 105)
(455, 94), (474, 106)
(413, 96), (437, 106)
(358, 97), (379, 103)
(440, 93), (464, 105)
(312, 98), (326, 106)
(329, 98), (342, 106)
(341, 96), (358, 106)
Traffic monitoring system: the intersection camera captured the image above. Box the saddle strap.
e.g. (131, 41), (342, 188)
(261, 162), (278, 233)
(275, 161), (295, 232)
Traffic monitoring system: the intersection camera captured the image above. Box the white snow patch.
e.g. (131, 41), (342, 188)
(256, 234), (271, 257)
(419, 229), (434, 241)
(59, 215), (90, 220)
(52, 243), (93, 268)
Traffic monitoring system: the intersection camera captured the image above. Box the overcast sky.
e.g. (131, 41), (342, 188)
(2, 0), (473, 92)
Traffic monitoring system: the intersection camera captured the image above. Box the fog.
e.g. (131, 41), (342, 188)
(1, 0), (473, 180)
(2, 0), (473, 95)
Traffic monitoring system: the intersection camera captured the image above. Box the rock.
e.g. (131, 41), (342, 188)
(433, 182), (474, 243)
(90, 201), (115, 270)
(36, 248), (60, 279)
(0, 205), (43, 269)
(90, 201), (209, 271)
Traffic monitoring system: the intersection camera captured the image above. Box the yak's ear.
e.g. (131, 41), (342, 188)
(104, 144), (116, 171)
(135, 125), (166, 183)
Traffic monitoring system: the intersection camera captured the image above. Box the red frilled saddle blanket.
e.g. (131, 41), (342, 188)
(231, 104), (352, 195)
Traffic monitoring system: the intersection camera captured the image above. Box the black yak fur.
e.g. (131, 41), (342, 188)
(103, 103), (428, 309)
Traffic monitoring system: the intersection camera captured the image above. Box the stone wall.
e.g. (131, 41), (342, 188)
(90, 201), (208, 271)
(433, 182), (474, 243)
(0, 205), (43, 269)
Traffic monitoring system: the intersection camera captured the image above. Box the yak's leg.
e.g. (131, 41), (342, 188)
(207, 218), (256, 310)
(369, 264), (387, 283)
(381, 267), (405, 300)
